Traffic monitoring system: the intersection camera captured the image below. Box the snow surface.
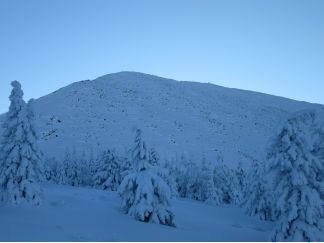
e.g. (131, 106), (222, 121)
(1, 71), (324, 166)
(0, 183), (273, 242)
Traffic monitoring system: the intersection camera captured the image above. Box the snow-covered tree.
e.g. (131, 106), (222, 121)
(44, 157), (60, 182)
(57, 152), (70, 185)
(148, 148), (159, 166)
(171, 153), (205, 201)
(201, 158), (222, 205)
(172, 153), (189, 198)
(94, 149), (123, 191)
(170, 155), (221, 203)
(232, 161), (247, 206)
(157, 158), (178, 198)
(118, 128), (175, 226)
(147, 150), (178, 198)
(77, 151), (92, 186)
(313, 121), (324, 199)
(268, 111), (324, 242)
(0, 82), (43, 205)
(57, 149), (81, 187)
(181, 159), (202, 200)
(244, 159), (274, 221)
(213, 161), (235, 204)
(87, 148), (100, 186)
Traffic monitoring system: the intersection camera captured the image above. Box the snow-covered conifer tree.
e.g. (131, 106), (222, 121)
(57, 152), (70, 185)
(44, 157), (59, 182)
(57, 149), (81, 186)
(94, 149), (122, 191)
(80, 151), (95, 187)
(214, 161), (235, 204)
(201, 158), (222, 205)
(0, 82), (43, 205)
(118, 128), (175, 226)
(268, 111), (324, 242)
(173, 153), (189, 198)
(313, 121), (324, 200)
(232, 161), (247, 206)
(148, 148), (159, 166)
(149, 150), (178, 198)
(244, 159), (274, 221)
(176, 154), (202, 200)
(157, 159), (178, 198)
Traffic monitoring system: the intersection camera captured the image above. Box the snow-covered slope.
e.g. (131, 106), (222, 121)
(0, 183), (272, 241)
(2, 71), (324, 166)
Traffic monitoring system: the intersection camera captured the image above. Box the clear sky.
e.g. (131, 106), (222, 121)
(0, 0), (323, 113)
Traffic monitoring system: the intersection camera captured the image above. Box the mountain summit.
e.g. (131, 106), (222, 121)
(2, 72), (323, 165)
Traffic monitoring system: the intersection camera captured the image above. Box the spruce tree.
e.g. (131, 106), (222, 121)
(244, 160), (273, 221)
(94, 149), (122, 191)
(44, 157), (59, 182)
(214, 161), (235, 204)
(148, 148), (159, 166)
(57, 149), (81, 187)
(157, 160), (178, 198)
(0, 81), (43, 205)
(268, 111), (324, 242)
(201, 158), (222, 205)
(313, 121), (324, 201)
(118, 128), (175, 226)
(232, 161), (247, 206)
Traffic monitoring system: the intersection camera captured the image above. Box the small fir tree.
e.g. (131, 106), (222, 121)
(244, 159), (274, 221)
(94, 149), (122, 191)
(232, 161), (247, 206)
(201, 158), (222, 205)
(118, 128), (175, 226)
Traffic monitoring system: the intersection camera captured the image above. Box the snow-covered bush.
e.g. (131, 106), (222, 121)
(268, 111), (324, 242)
(0, 82), (43, 205)
(118, 128), (175, 226)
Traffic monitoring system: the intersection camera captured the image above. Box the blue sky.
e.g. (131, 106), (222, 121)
(0, 0), (323, 113)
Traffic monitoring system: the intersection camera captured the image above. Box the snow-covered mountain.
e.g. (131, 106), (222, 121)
(2, 71), (324, 166)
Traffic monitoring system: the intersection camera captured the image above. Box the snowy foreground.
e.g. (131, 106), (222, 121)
(0, 184), (273, 242)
